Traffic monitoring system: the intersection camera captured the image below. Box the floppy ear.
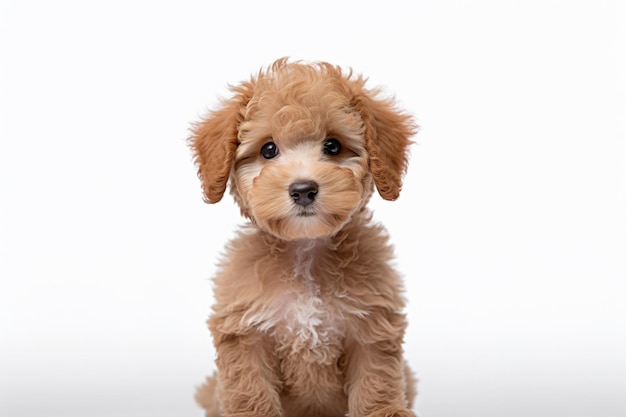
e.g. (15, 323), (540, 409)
(190, 83), (253, 203)
(352, 83), (417, 201)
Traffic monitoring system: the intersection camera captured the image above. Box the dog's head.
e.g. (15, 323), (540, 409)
(190, 59), (417, 241)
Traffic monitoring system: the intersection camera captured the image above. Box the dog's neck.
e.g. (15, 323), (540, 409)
(289, 238), (327, 286)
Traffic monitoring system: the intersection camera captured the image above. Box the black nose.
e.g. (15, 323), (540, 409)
(289, 181), (319, 207)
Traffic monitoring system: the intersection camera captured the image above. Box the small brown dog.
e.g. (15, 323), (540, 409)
(190, 58), (418, 417)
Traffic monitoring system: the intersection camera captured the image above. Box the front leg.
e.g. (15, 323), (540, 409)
(345, 311), (416, 417)
(214, 330), (283, 417)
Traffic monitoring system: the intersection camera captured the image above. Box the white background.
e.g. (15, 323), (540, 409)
(1, 1), (624, 416)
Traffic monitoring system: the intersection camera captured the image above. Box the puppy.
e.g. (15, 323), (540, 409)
(190, 58), (418, 417)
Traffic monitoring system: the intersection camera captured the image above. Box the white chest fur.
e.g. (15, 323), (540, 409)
(243, 239), (360, 364)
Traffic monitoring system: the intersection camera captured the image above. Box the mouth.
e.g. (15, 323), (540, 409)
(295, 210), (316, 218)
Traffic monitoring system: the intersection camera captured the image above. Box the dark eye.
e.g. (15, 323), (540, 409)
(323, 138), (342, 156)
(260, 142), (279, 159)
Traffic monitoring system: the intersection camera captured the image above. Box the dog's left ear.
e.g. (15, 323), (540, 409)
(190, 83), (253, 203)
(352, 84), (417, 201)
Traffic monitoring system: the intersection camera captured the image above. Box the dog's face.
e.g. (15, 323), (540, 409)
(232, 68), (373, 240)
(191, 59), (416, 241)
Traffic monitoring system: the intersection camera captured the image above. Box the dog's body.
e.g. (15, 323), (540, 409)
(191, 59), (418, 417)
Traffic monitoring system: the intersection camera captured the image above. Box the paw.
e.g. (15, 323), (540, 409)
(367, 406), (416, 417)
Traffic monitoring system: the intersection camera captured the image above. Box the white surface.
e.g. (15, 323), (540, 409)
(1, 1), (624, 416)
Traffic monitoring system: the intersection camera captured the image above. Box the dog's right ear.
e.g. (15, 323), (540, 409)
(190, 83), (253, 203)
